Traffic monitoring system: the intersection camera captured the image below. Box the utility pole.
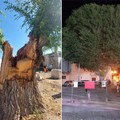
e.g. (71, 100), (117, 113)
(78, 62), (80, 82)
(104, 66), (111, 102)
(70, 63), (74, 102)
(106, 82), (108, 102)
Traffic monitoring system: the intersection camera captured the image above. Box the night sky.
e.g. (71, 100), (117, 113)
(62, 0), (120, 27)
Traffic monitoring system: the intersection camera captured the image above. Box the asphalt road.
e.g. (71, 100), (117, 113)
(62, 85), (120, 120)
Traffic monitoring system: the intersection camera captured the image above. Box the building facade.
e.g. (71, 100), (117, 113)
(44, 52), (62, 69)
(62, 62), (100, 84)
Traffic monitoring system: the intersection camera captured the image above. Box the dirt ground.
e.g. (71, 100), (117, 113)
(37, 71), (61, 120)
(23, 71), (61, 120)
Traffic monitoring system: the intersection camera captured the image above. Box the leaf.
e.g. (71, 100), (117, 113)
(63, 3), (120, 71)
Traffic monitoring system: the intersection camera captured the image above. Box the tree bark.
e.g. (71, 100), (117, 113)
(0, 37), (45, 120)
(1, 79), (44, 120)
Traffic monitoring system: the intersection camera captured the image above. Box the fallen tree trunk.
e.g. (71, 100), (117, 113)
(0, 37), (45, 120)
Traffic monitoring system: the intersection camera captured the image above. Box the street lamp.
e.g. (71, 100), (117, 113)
(111, 70), (117, 74)
(114, 70), (117, 74)
(111, 70), (120, 93)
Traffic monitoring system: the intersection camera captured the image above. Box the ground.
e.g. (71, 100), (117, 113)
(62, 85), (120, 120)
(23, 71), (61, 120)
(38, 72), (61, 120)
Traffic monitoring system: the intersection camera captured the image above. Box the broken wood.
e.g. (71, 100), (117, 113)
(0, 37), (45, 120)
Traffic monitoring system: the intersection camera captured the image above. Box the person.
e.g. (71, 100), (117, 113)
(43, 66), (47, 72)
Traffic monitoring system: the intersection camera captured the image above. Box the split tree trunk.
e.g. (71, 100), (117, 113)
(0, 37), (45, 120)
(1, 79), (44, 120)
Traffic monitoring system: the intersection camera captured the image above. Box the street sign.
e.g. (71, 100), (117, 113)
(101, 81), (107, 87)
(84, 81), (95, 89)
(74, 81), (78, 88)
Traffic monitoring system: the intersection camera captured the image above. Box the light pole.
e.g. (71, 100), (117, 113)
(106, 82), (108, 102)
(78, 62), (80, 82)
(71, 62), (80, 102)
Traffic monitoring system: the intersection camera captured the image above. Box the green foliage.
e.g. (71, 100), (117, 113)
(63, 4), (120, 71)
(0, 11), (5, 51)
(43, 28), (61, 53)
(0, 31), (4, 50)
(4, 0), (61, 51)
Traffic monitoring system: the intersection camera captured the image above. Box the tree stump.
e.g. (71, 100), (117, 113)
(0, 37), (44, 120)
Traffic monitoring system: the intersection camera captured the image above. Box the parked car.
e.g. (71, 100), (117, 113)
(63, 80), (73, 87)
(78, 80), (90, 86)
(98, 80), (111, 87)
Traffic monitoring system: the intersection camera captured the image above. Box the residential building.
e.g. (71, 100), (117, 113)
(44, 51), (61, 69)
(62, 61), (100, 85)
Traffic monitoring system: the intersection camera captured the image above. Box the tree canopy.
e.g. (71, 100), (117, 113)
(4, 0), (61, 51)
(0, 10), (4, 50)
(63, 4), (120, 71)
